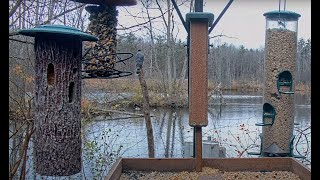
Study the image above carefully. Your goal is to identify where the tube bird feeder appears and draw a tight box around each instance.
[18,25,98,176]
[261,10,300,157]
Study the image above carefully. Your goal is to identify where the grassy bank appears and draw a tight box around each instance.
[81,78,311,110]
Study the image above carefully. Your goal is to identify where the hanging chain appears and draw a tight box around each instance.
[278,0,287,11]
[279,0,281,12]
[278,0,287,28]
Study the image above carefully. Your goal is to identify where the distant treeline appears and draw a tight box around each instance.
[115,33,311,87]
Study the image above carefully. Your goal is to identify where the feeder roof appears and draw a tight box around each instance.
[70,0,137,6]
[186,12,215,27]
[263,10,301,20]
[18,25,98,41]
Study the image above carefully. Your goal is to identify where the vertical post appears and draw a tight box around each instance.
[186,12,214,172]
[138,69,155,158]
[19,25,97,176]
[194,0,203,12]
[192,0,203,165]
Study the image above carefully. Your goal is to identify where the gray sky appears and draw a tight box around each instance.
[117,0,311,49]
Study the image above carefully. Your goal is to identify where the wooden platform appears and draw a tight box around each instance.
[105,157,311,180]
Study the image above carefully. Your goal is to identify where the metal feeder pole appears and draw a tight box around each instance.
[19,25,98,176]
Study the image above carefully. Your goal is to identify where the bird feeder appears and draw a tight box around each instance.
[255,103,276,126]
[186,12,214,127]
[71,0,136,78]
[18,25,98,176]
[260,10,300,157]
[277,70,294,94]
[186,12,214,172]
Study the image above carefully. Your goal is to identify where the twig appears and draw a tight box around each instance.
[91,108,155,117]
[9,38,34,45]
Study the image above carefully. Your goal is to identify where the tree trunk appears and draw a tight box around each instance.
[166,0,172,95]
[138,69,155,158]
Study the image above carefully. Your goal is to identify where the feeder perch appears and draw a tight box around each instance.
[277,70,294,94]
[255,103,276,126]
[18,25,97,176]
[71,0,137,6]
[289,135,306,159]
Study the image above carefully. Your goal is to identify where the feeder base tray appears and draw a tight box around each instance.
[106,158,310,180]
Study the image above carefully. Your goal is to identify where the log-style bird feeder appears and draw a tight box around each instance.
[71,0,136,78]
[186,12,214,171]
[250,10,302,158]
[18,25,98,176]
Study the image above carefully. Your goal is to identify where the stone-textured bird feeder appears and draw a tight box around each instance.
[186,12,214,171]
[250,10,302,158]
[71,0,137,78]
[18,25,98,176]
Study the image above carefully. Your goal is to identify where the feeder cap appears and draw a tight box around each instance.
[263,10,301,20]
[18,24,98,41]
[186,12,214,27]
[70,0,137,6]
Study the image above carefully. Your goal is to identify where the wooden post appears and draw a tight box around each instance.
[138,69,155,158]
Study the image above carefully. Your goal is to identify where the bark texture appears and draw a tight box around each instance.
[138,69,155,158]
[34,35,82,176]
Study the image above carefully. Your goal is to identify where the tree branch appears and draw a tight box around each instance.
[40,4,85,25]
[9,0,23,18]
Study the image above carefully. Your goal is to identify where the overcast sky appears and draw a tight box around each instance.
[117,0,311,49]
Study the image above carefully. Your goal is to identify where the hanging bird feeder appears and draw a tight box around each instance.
[277,70,294,94]
[260,6,301,157]
[18,24,98,176]
[71,0,137,79]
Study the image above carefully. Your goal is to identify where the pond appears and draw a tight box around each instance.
[12,91,310,179]
[81,91,311,179]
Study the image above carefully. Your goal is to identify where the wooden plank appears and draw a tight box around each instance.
[203,158,293,171]
[291,158,311,180]
[122,158,195,172]
[105,158,122,180]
